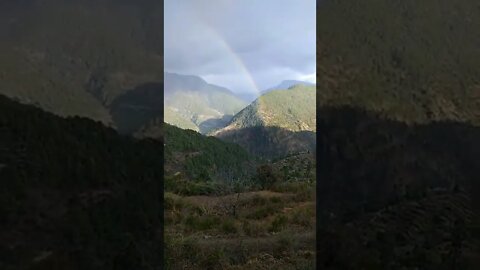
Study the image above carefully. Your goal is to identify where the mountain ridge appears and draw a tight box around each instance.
[262,79,315,94]
[213,84,316,158]
[164,72,247,134]
[0,0,163,125]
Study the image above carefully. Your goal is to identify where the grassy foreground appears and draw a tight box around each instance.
[164,181,315,270]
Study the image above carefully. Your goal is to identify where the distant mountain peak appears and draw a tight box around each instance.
[212,85,316,158]
[262,80,315,94]
[164,72,207,85]
[164,72,247,134]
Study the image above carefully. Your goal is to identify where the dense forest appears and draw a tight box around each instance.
[0,95,163,270]
[316,106,480,269]
[163,123,256,195]
[0,0,163,124]
[216,126,316,159]
[317,0,480,126]
[316,0,480,268]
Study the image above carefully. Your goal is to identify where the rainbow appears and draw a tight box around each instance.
[200,21,261,99]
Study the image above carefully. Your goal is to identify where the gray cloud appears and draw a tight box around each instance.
[165,0,316,98]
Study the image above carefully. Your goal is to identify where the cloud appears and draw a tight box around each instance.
[165,0,316,96]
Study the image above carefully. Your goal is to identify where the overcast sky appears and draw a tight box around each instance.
[164,0,316,98]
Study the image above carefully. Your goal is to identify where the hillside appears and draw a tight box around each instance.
[164,107,199,131]
[316,106,480,269]
[315,0,480,268]
[216,126,315,159]
[109,82,164,134]
[163,123,255,191]
[271,152,316,183]
[164,72,248,134]
[218,84,316,132]
[317,0,480,126]
[262,80,315,95]
[214,84,316,158]
[0,0,163,124]
[0,94,163,269]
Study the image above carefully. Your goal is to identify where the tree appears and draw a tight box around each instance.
[256,164,277,190]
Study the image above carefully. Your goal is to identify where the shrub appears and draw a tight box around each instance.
[198,248,226,270]
[269,215,288,233]
[290,207,315,228]
[184,215,220,231]
[245,205,277,220]
[221,219,238,234]
[256,164,277,189]
[269,196,282,203]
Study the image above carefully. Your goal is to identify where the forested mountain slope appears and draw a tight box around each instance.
[0,94,163,269]
[214,85,316,159]
[217,84,316,133]
[0,0,163,124]
[317,0,480,126]
[316,106,480,269]
[164,72,247,134]
[163,123,254,185]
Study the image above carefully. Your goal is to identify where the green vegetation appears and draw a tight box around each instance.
[316,106,480,269]
[164,107,199,131]
[0,95,162,269]
[317,0,480,126]
[218,84,316,132]
[0,0,163,125]
[315,1,480,267]
[216,126,316,159]
[164,72,247,134]
[164,182,316,270]
[164,123,255,191]
[213,85,316,159]
[256,164,278,189]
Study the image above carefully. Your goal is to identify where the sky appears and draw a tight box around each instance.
[164,0,316,100]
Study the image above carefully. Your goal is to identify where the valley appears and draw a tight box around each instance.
[161,85,317,269]
[1,0,480,269]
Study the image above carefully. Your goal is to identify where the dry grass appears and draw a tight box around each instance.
[164,182,316,269]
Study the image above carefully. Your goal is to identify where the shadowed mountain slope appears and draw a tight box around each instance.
[213,85,316,159]
[0,0,163,124]
[317,0,480,126]
[316,106,480,269]
[0,94,163,269]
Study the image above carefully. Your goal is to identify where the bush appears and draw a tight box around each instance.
[184,215,220,231]
[166,179,226,196]
[221,219,238,234]
[245,205,277,220]
[269,215,288,233]
[256,164,277,189]
[291,207,315,228]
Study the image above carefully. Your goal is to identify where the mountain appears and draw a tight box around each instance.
[317,0,480,126]
[164,72,248,134]
[315,0,480,268]
[316,106,480,269]
[107,82,164,134]
[162,124,255,195]
[0,0,163,125]
[0,94,163,269]
[215,127,315,159]
[218,84,316,133]
[139,121,254,183]
[214,84,316,158]
[262,80,315,95]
